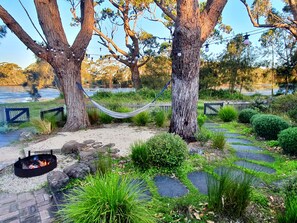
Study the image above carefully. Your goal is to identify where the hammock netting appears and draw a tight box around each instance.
[77,81,171,119]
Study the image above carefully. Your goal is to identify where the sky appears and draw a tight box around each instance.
[0,0,285,69]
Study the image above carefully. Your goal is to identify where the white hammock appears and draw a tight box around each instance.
[90,99,154,119]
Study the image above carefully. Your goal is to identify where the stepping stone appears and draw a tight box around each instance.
[204,123,220,127]
[154,175,188,198]
[187,171,209,195]
[224,133,244,138]
[226,138,253,145]
[214,166,262,187]
[234,160,276,174]
[231,145,263,152]
[208,128,229,132]
[236,151,275,163]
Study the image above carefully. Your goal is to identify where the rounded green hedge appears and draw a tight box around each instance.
[252,114,289,140]
[146,133,188,168]
[278,127,297,156]
[238,108,259,123]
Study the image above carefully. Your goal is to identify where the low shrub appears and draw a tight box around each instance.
[131,141,149,170]
[271,94,297,113]
[87,108,100,125]
[195,127,212,146]
[146,133,188,168]
[133,111,150,126]
[99,112,114,124]
[197,114,207,128]
[288,108,297,124]
[95,153,112,176]
[58,173,155,223]
[30,118,52,134]
[238,108,258,123]
[211,132,226,150]
[218,106,238,122]
[252,114,290,140]
[278,127,297,156]
[153,109,166,127]
[207,169,253,219]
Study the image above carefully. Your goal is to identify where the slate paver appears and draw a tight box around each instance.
[214,166,263,187]
[226,138,253,145]
[224,133,244,138]
[231,144,263,152]
[207,128,229,132]
[236,151,275,163]
[234,160,276,174]
[187,171,209,195]
[154,175,188,198]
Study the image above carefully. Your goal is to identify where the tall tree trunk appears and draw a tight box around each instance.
[169,0,200,141]
[54,61,90,130]
[130,64,141,89]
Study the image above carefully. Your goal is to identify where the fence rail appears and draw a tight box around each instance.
[40,107,64,121]
[5,108,30,124]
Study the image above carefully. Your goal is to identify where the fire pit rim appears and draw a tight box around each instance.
[14,150,57,178]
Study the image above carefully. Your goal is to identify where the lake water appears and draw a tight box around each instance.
[0,86,135,104]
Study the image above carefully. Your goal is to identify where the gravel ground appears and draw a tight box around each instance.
[0,154,76,193]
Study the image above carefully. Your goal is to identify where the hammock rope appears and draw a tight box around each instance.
[76,80,171,119]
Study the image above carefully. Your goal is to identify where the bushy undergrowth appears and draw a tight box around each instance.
[252,114,289,140]
[288,108,297,124]
[195,127,212,146]
[218,106,238,122]
[211,132,226,150]
[199,89,247,100]
[58,173,155,223]
[278,127,297,156]
[278,178,297,223]
[114,107,133,123]
[131,141,149,170]
[152,109,166,127]
[133,111,150,126]
[238,108,258,123]
[87,108,100,125]
[207,169,254,219]
[131,133,188,169]
[271,94,297,114]
[99,112,114,124]
[197,114,207,128]
[29,118,52,134]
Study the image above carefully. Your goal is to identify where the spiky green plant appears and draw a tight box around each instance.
[58,173,155,223]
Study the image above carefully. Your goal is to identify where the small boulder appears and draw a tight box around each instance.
[79,150,98,162]
[92,142,103,149]
[83,139,95,145]
[19,131,35,141]
[47,171,69,191]
[63,162,90,179]
[61,140,84,155]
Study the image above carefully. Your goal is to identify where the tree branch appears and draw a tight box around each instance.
[153,0,176,22]
[0,5,47,60]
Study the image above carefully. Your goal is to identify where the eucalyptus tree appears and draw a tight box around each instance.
[260,29,297,93]
[240,0,297,40]
[0,0,94,131]
[69,0,159,89]
[154,0,228,140]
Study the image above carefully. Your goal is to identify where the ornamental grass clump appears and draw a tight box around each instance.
[195,127,212,146]
[238,108,258,123]
[58,172,155,223]
[153,109,166,127]
[218,106,238,122]
[211,132,226,150]
[251,114,289,140]
[207,169,254,219]
[278,127,297,156]
[131,141,149,170]
[133,111,150,126]
[146,133,188,168]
